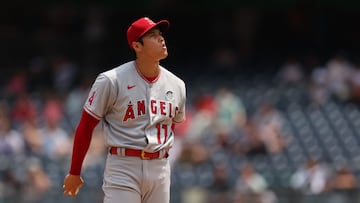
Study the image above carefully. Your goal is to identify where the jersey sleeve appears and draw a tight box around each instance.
[69,110,99,175]
[173,81,186,123]
[84,73,117,119]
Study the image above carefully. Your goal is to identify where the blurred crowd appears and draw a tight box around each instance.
[2,2,360,203]
[171,51,360,203]
[0,50,360,203]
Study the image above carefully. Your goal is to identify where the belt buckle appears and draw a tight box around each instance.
[141,150,150,160]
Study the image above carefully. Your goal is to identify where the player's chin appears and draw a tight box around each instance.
[159,51,168,60]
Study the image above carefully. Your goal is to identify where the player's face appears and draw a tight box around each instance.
[137,28,168,60]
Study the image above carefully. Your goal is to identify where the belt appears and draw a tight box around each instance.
[109,147,168,160]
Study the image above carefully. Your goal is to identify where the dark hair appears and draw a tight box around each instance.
[131,38,144,58]
[137,38,144,45]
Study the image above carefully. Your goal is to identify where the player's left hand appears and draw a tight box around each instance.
[63,174,84,197]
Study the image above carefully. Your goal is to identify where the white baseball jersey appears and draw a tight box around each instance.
[84,61,186,152]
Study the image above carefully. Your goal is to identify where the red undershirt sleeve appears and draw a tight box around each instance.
[69,110,100,175]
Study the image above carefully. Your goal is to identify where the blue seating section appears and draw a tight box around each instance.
[173,77,360,191]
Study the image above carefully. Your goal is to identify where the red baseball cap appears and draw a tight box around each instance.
[127,17,170,49]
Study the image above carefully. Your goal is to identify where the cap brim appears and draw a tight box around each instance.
[139,20,170,39]
[155,20,170,32]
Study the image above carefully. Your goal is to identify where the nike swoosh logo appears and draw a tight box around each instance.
[127,85,136,89]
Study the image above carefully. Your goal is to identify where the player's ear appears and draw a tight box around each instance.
[132,41,142,51]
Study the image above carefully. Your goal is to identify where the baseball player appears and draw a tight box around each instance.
[62,17,186,203]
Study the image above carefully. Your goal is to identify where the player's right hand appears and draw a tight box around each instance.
[63,174,84,197]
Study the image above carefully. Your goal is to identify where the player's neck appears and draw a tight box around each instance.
[135,59,160,78]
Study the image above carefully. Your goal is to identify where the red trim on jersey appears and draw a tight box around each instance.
[84,106,102,120]
[134,61,160,83]
[69,110,100,175]
[144,75,158,83]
